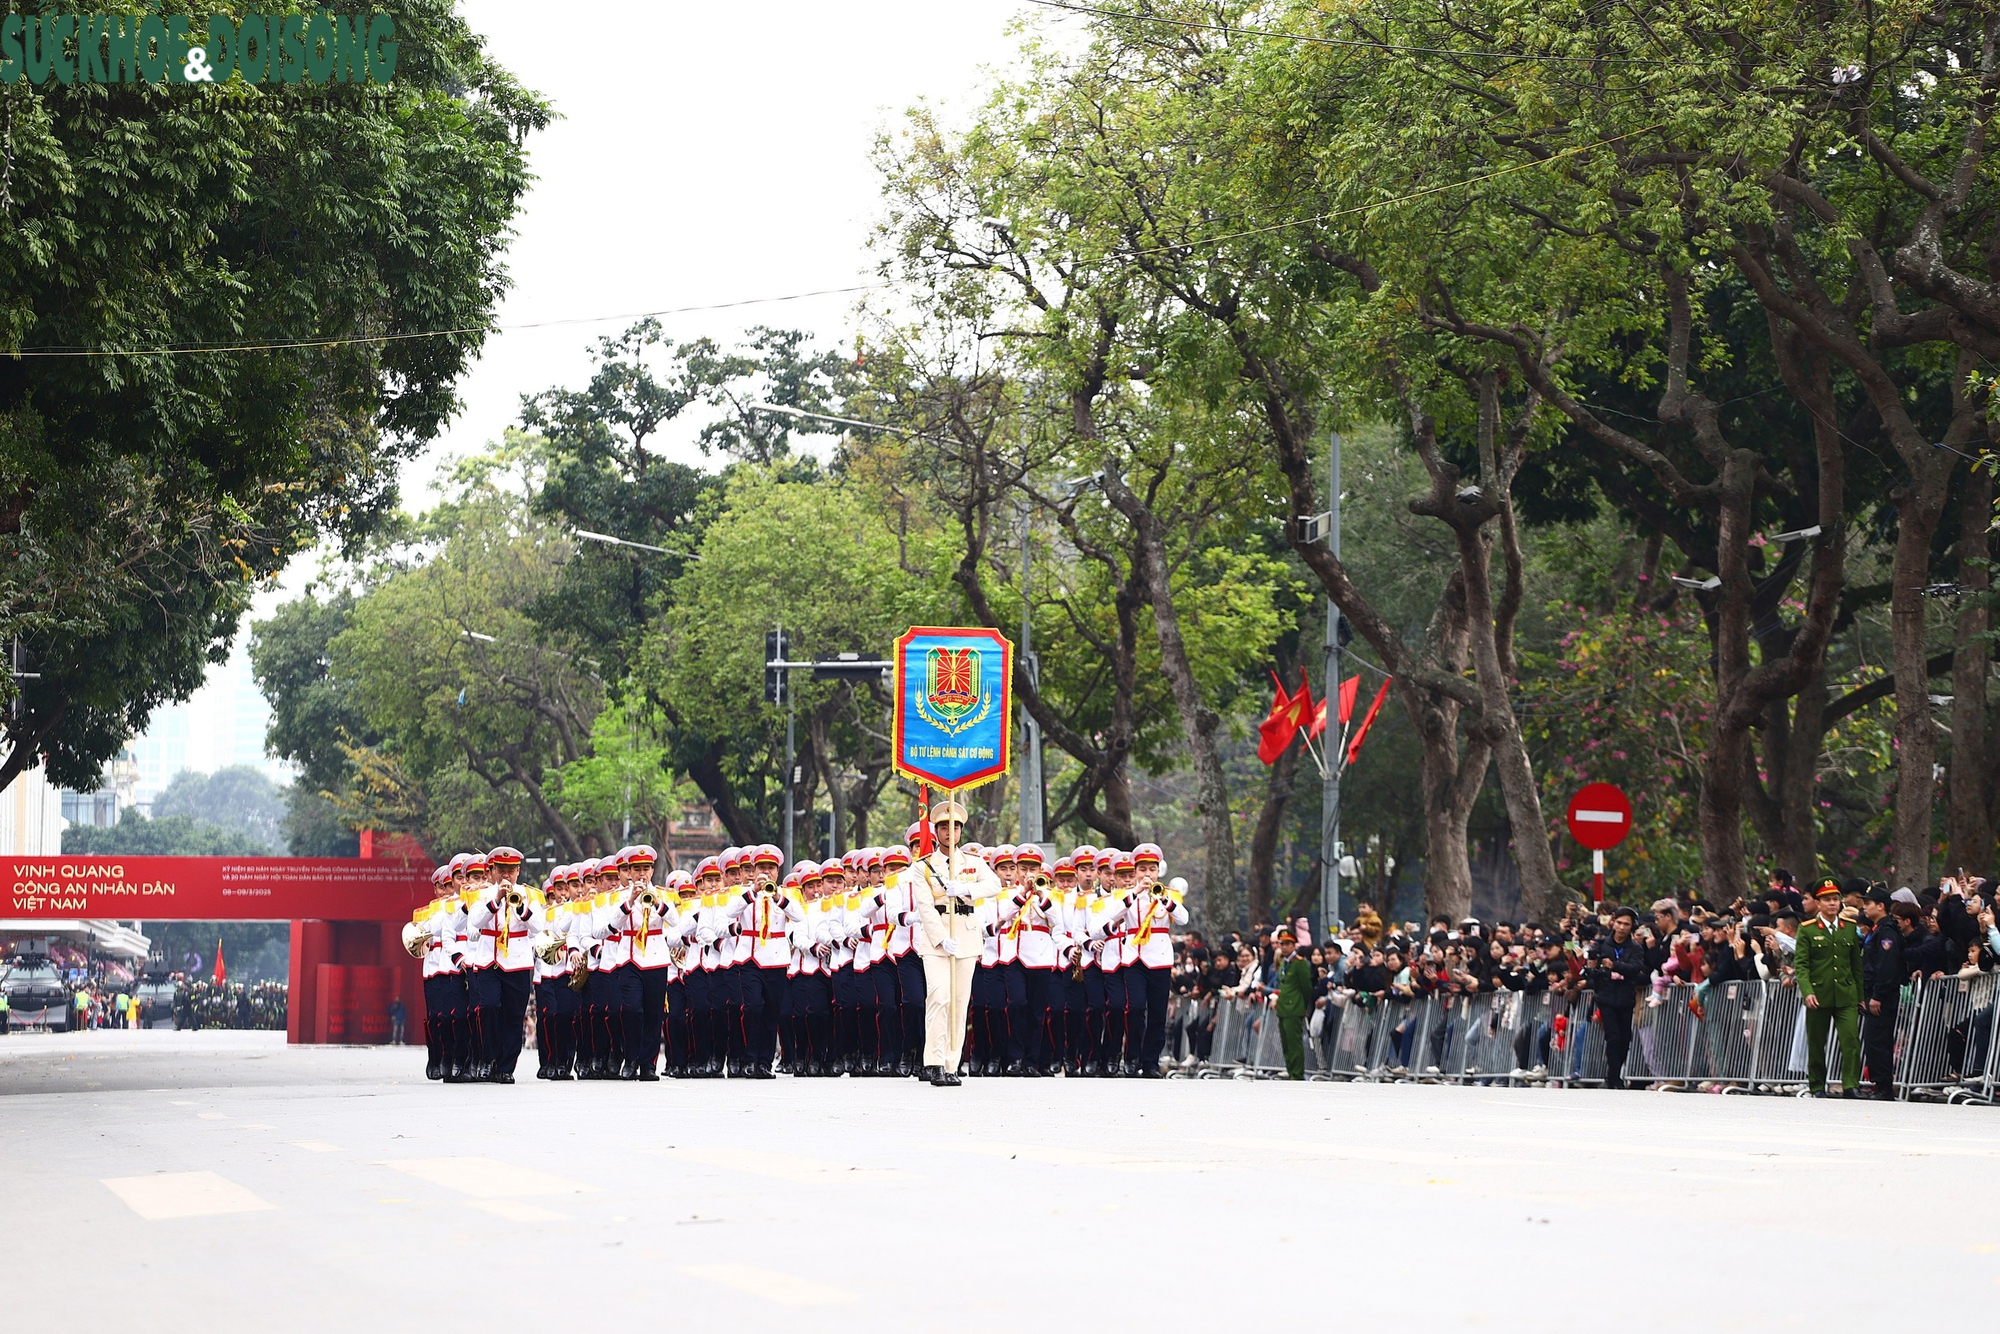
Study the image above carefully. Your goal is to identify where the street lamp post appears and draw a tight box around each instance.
[1320,428,1343,939]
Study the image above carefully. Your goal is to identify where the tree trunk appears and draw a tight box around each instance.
[1418,715,1490,924]
[1093,761,1137,849]
[1452,522,1563,921]
[1102,472,1240,931]
[685,739,763,846]
[1246,731,1303,929]
[1889,460,1955,887]
[1948,463,1994,876]
[1746,662,1829,880]
[1694,447,1769,905]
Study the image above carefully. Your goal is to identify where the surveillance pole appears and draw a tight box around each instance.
[1018,505,1045,846]
[1320,427,1342,939]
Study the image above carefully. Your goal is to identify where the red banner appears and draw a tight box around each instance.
[3,857,436,922]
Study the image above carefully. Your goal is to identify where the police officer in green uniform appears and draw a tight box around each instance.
[1796,878,1864,1096]
[1273,927,1314,1081]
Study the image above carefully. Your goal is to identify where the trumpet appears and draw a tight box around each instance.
[503,884,528,911]
[400,922,431,960]
[1027,872,1054,891]
[636,887,665,911]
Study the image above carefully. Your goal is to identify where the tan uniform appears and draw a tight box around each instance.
[907,848,1001,1072]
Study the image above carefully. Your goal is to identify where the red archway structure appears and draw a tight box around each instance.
[4,850,434,1044]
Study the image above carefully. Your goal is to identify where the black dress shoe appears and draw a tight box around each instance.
[1141,1066,1163,1079]
[931,1069,962,1086]
[896,1061,915,1079]
[639,1070,660,1081]
[618,1068,640,1081]
[488,1071,515,1084]
[920,1064,941,1083]
[551,1070,573,1080]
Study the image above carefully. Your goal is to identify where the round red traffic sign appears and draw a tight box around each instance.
[1565,783,1632,851]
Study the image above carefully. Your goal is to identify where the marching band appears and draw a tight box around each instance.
[402,807,1187,1087]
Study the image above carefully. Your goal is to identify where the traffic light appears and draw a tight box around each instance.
[764,629,789,705]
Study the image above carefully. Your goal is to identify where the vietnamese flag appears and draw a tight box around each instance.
[1256,670,1297,764]
[1344,677,1393,767]
[212,936,227,986]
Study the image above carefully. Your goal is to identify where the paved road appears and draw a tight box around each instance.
[5,1030,1994,1331]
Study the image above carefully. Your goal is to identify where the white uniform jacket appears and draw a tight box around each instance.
[1129,887,1187,968]
[743,888,802,969]
[908,851,1002,959]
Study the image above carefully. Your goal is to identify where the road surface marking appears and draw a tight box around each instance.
[101,1172,276,1220]
[468,1198,566,1222]
[290,1141,341,1153]
[378,1156,591,1199]
[656,1146,916,1184]
[196,1112,227,1120]
[678,1263,858,1306]
[236,1122,275,1130]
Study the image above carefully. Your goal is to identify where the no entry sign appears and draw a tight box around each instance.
[1565,783,1632,851]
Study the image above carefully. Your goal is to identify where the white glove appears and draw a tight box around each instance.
[939,938,964,959]
[694,926,717,945]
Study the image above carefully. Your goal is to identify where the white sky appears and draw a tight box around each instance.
[424,0,1035,487]
[128,0,1043,787]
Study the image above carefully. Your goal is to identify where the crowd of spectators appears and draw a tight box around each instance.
[1167,869,2000,1089]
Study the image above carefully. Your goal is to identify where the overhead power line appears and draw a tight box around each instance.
[3,282,891,359]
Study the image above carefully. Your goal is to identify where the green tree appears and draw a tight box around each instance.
[63,809,270,857]
[1,1,547,796]
[646,469,952,850]
[151,765,287,853]
[327,473,606,859]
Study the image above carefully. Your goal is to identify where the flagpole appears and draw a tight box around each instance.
[1320,425,1342,941]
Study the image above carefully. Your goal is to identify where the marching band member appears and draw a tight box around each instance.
[908,799,1001,1087]
[1106,849,1145,1076]
[683,855,726,1076]
[968,842,1007,1076]
[1050,855,1086,1076]
[839,851,889,1075]
[625,845,674,1081]
[532,865,581,1080]
[440,853,482,1081]
[786,860,836,1074]
[480,846,535,1083]
[413,866,460,1081]
[1128,844,1182,1077]
[742,845,798,1078]
[716,848,755,1075]
[1008,845,1063,1075]
[878,842,923,1077]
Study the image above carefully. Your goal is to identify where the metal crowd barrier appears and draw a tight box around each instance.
[1165,975,2000,1099]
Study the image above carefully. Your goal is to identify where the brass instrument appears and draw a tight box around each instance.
[503,884,528,911]
[636,887,665,911]
[1027,872,1054,892]
[530,930,566,965]
[400,922,431,960]
[567,950,591,992]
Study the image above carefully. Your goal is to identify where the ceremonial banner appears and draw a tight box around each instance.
[892,626,1013,792]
